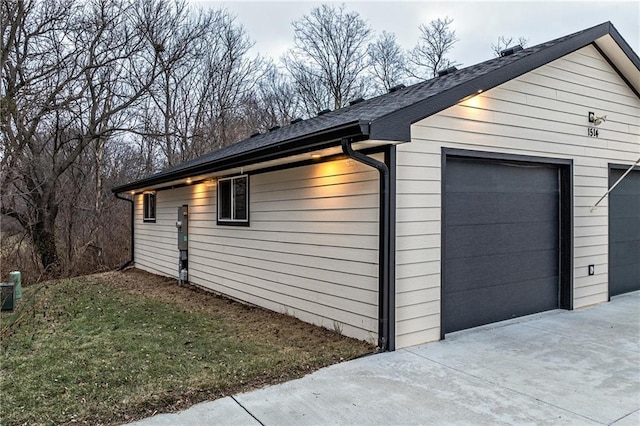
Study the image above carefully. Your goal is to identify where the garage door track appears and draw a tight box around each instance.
[131,291,640,425]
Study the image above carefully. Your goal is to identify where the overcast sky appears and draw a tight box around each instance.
[190,0,639,68]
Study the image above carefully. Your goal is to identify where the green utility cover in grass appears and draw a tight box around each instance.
[9,271,21,300]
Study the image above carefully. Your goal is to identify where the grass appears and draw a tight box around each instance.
[0,269,374,425]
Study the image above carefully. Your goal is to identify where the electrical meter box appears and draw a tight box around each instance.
[176,205,188,250]
[176,205,189,284]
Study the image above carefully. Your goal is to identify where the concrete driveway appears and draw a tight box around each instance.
[130,291,640,425]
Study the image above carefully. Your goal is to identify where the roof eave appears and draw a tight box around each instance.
[594,25,640,96]
[370,21,635,141]
[602,22,640,70]
[112,120,370,194]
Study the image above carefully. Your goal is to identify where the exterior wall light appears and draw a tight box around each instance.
[588,111,607,126]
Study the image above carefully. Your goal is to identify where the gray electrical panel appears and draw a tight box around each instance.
[176,205,188,283]
[177,205,188,250]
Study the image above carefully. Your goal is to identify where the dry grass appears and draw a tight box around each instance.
[1,269,375,425]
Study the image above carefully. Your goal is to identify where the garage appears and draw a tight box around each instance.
[113,21,638,350]
[443,155,570,334]
[609,167,640,296]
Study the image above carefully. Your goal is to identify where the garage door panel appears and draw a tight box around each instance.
[610,176,640,195]
[609,169,640,296]
[446,160,559,193]
[609,219,639,243]
[446,193,559,225]
[609,195,640,218]
[610,241,640,265]
[444,157,561,334]
[446,249,558,293]
[445,276,560,333]
[446,221,558,258]
[611,264,640,295]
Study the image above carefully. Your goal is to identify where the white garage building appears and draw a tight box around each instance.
[114,22,639,350]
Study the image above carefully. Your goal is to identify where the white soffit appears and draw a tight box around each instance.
[595,34,640,94]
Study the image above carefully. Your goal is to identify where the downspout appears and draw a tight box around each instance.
[114,192,134,270]
[341,138,395,352]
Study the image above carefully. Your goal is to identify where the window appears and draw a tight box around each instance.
[143,192,156,222]
[217,175,248,225]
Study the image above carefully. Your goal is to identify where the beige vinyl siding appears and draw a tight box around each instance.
[134,186,194,278]
[134,157,380,343]
[395,45,640,348]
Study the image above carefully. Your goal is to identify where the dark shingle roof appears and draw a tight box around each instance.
[114,21,638,193]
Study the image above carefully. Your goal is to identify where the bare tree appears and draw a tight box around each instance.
[0,0,191,270]
[407,17,459,80]
[242,64,300,132]
[134,0,216,167]
[282,4,372,115]
[491,36,529,57]
[368,31,407,93]
[195,12,263,154]
[139,8,264,166]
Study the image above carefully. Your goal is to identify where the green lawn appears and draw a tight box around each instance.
[0,270,374,425]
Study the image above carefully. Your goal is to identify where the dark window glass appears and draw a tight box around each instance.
[218,175,248,224]
[219,179,232,220]
[143,193,156,221]
[234,177,247,220]
[149,194,155,217]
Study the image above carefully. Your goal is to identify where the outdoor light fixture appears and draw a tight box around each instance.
[186,178,192,184]
[311,154,321,159]
[588,111,607,126]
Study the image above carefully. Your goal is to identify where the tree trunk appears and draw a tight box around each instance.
[95,138,105,215]
[31,184,60,271]
[33,219,59,271]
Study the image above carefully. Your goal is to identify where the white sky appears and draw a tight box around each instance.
[189,0,640,68]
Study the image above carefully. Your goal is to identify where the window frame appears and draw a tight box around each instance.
[217,175,249,226]
[143,192,156,223]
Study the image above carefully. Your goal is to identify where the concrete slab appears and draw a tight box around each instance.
[127,291,640,426]
[127,397,259,426]
[519,292,640,354]
[408,314,640,424]
[610,409,640,426]
[236,350,599,425]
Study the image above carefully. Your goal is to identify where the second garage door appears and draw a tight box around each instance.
[443,157,561,334]
[609,168,640,296]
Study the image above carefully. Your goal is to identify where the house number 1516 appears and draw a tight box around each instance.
[588,127,599,137]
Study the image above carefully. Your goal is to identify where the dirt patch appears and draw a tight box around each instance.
[94,267,376,354]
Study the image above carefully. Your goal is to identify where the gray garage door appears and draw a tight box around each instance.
[444,158,560,334]
[609,168,640,296]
